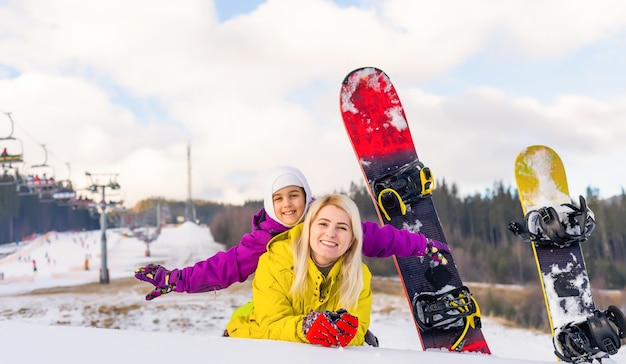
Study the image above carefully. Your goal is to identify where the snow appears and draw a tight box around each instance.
[0,223,623,364]
[542,261,595,327]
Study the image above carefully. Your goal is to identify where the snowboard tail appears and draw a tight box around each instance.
[341,67,490,354]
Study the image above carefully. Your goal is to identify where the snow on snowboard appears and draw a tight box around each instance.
[509,145,626,363]
[340,66,490,354]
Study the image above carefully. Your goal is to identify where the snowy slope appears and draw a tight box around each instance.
[0,224,623,363]
[0,320,549,364]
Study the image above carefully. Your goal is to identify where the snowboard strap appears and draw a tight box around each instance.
[412,285,482,350]
[508,195,595,248]
[451,295,481,351]
[371,160,434,221]
[554,322,604,363]
[377,188,406,221]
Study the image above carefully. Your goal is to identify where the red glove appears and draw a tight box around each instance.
[334,310,358,347]
[302,311,340,347]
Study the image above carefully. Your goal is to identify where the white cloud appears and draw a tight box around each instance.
[1,0,626,207]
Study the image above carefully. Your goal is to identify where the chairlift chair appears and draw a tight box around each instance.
[25,166,57,202]
[0,112,25,165]
[0,140,24,165]
[25,144,59,203]
[53,162,78,205]
[69,193,94,210]
[0,140,25,186]
[53,168,77,205]
[0,163,17,184]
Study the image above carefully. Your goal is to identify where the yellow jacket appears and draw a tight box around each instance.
[226,223,372,346]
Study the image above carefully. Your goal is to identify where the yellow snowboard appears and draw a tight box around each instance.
[513,145,596,337]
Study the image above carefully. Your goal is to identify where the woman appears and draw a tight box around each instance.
[225,194,371,347]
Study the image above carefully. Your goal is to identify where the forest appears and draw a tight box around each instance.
[207,179,626,291]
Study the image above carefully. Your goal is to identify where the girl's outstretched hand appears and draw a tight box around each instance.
[134,263,177,301]
[426,239,449,265]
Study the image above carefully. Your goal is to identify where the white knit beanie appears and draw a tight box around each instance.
[263,166,313,227]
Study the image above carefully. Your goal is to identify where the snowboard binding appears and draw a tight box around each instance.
[371,160,434,221]
[553,306,626,363]
[508,195,596,248]
[412,286,481,351]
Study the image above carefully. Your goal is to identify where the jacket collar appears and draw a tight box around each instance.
[253,208,289,235]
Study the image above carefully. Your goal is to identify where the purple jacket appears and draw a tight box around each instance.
[172,208,440,294]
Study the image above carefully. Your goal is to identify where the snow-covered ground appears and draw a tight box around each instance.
[0,223,623,363]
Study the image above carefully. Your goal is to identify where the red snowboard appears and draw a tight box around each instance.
[341,67,490,354]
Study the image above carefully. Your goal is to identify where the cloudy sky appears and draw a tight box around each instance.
[1,0,626,207]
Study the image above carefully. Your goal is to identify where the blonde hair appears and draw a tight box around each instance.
[290,194,364,311]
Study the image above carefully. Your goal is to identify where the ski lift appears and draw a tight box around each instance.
[0,164,22,187]
[0,112,25,165]
[69,192,94,210]
[0,140,24,165]
[103,188,125,210]
[53,179,77,205]
[1,112,26,189]
[53,163,77,206]
[25,144,58,203]
[82,172,124,226]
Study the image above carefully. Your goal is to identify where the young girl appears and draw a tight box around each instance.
[135,166,449,300]
[225,194,371,347]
